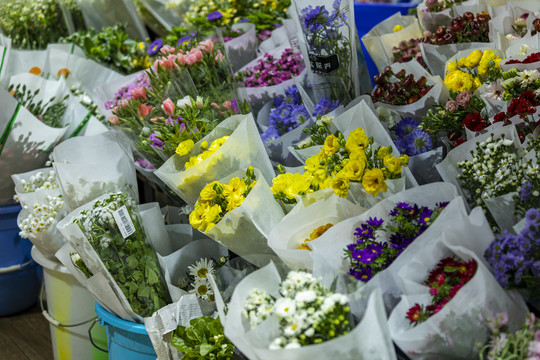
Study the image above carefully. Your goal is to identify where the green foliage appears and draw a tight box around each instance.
[170,317,235,360]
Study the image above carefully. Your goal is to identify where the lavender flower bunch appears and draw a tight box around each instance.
[261,85,309,143]
[393,118,434,156]
[484,208,540,299]
[345,201,448,282]
[298,0,356,103]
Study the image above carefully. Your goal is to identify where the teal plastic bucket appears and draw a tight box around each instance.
[0,204,33,266]
[95,303,157,360]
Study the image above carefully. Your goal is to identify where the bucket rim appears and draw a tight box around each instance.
[31,246,70,274]
[0,204,22,215]
[94,303,148,334]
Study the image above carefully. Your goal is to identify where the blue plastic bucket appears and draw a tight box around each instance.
[95,303,157,360]
[0,204,33,266]
[0,260,42,316]
[355,2,419,81]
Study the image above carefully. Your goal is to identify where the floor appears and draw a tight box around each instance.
[0,303,53,360]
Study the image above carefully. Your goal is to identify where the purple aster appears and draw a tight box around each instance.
[148,39,164,55]
[239,18,250,23]
[207,11,223,21]
[395,117,420,138]
[418,207,434,224]
[354,224,374,239]
[177,36,193,47]
[405,129,433,155]
[366,217,384,227]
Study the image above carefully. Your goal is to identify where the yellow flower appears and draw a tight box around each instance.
[138,42,145,50]
[478,50,497,76]
[377,146,390,159]
[288,173,311,197]
[185,155,204,169]
[200,140,208,150]
[298,223,334,251]
[223,177,248,199]
[341,159,367,181]
[297,243,311,251]
[349,150,367,162]
[362,168,388,197]
[447,60,458,73]
[176,139,194,156]
[393,24,404,32]
[399,154,409,166]
[203,204,223,231]
[383,155,402,175]
[208,136,229,151]
[345,128,368,153]
[331,174,349,198]
[271,173,295,198]
[323,134,340,155]
[464,50,482,69]
[200,181,220,202]
[474,77,482,89]
[458,57,466,67]
[189,203,209,231]
[444,70,475,92]
[225,192,244,212]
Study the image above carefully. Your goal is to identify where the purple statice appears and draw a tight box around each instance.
[395,117,420,138]
[105,73,151,110]
[261,85,309,143]
[148,39,164,56]
[485,208,540,294]
[404,128,433,156]
[313,97,339,117]
[346,202,448,282]
[239,49,305,87]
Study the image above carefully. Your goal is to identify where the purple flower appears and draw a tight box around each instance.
[313,97,339,117]
[395,118,420,138]
[405,129,433,155]
[239,18,250,23]
[149,133,164,149]
[445,100,460,112]
[520,183,533,202]
[207,11,223,21]
[148,39,164,55]
[135,158,155,170]
[179,122,186,133]
[231,99,239,114]
[354,224,374,239]
[366,217,384,227]
[177,36,193,47]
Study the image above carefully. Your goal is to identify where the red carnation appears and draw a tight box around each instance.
[462,113,487,132]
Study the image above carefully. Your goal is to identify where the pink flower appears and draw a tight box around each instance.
[198,39,214,54]
[150,117,160,123]
[176,53,186,65]
[211,102,220,109]
[445,100,459,112]
[179,123,186,133]
[131,87,147,100]
[215,50,224,63]
[429,287,439,296]
[112,106,118,114]
[222,101,232,110]
[162,98,175,116]
[189,48,203,62]
[139,103,153,117]
[456,91,472,106]
[118,99,129,108]
[155,58,175,70]
[108,115,119,125]
[160,45,175,55]
[185,54,198,66]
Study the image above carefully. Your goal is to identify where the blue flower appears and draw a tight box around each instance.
[301,5,328,33]
[284,85,302,105]
[395,117,419,138]
[238,18,250,23]
[366,217,384,227]
[520,182,533,202]
[405,129,433,155]
[261,126,279,144]
[148,39,164,55]
[354,224,374,239]
[394,138,408,154]
[313,97,339,117]
[177,36,193,47]
[207,11,223,21]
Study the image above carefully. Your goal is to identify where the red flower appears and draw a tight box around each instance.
[462,113,486,132]
[506,52,540,64]
[406,303,423,324]
[493,112,507,123]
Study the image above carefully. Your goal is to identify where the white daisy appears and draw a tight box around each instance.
[190,277,214,301]
[188,258,215,279]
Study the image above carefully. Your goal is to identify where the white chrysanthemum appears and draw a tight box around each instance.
[275,298,296,318]
[295,290,317,304]
[188,258,215,279]
[518,70,540,86]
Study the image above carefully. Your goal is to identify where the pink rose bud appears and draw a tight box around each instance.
[215,50,224,63]
[162,98,175,116]
[139,103,153,117]
[211,102,220,109]
[108,115,120,125]
[222,101,232,110]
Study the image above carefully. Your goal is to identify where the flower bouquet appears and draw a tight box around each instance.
[223,23,258,72]
[436,125,538,230]
[11,168,68,257]
[361,13,424,74]
[371,60,449,120]
[52,132,139,210]
[155,114,275,205]
[308,183,460,308]
[387,209,528,359]
[219,262,397,359]
[491,90,540,142]
[268,194,364,271]
[57,192,172,320]
[188,167,284,267]
[444,48,503,93]
[417,0,478,32]
[292,0,359,106]
[236,45,306,113]
[489,3,540,53]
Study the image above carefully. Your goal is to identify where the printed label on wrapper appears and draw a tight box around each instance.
[113,205,136,239]
[309,53,340,74]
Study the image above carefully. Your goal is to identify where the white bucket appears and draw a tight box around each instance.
[31,246,108,360]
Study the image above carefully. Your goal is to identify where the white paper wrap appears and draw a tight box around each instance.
[155,114,275,205]
[361,13,424,73]
[198,168,285,268]
[52,131,139,210]
[225,23,258,73]
[259,20,298,54]
[387,209,529,359]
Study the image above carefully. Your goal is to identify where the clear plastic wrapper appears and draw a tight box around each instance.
[225,23,258,73]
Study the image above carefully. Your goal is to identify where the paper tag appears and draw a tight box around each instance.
[177,294,203,327]
[113,205,136,239]
[309,53,340,74]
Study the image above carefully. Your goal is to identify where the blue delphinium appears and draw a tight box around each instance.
[261,85,309,144]
[313,97,340,117]
[485,208,540,295]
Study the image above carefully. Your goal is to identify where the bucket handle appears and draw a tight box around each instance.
[88,319,108,353]
[0,259,33,274]
[39,281,97,328]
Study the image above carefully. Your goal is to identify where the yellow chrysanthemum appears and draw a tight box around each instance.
[447,60,458,73]
[464,50,482,69]
[176,139,194,156]
[444,70,475,92]
[362,168,388,197]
